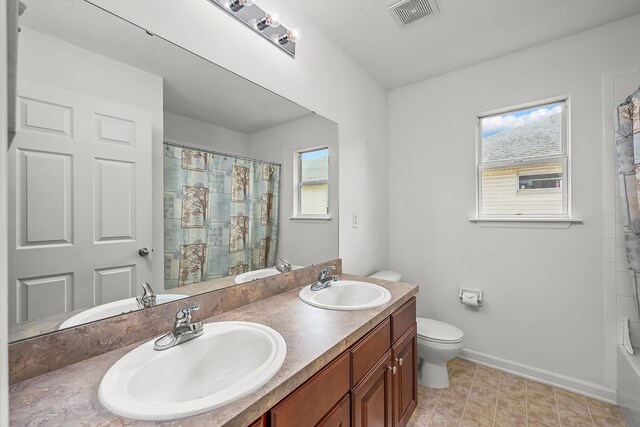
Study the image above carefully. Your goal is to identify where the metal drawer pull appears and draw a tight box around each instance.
[388,365,397,375]
[396,357,403,366]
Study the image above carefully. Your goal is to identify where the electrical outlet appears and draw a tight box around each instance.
[352,212,359,228]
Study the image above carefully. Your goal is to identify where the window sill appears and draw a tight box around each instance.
[469,217,583,229]
[290,216,332,222]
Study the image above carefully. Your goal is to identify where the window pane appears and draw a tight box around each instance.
[481,102,563,163]
[301,148,329,181]
[301,183,328,215]
[481,163,564,215]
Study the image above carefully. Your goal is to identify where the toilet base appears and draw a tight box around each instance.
[419,358,450,389]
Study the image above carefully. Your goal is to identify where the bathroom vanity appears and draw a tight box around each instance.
[9,269,418,426]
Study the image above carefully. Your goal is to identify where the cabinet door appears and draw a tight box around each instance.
[248,414,267,427]
[392,323,417,427]
[352,350,393,427]
[317,394,350,427]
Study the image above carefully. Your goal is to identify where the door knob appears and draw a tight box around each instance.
[396,357,403,366]
[388,365,397,375]
[138,247,150,256]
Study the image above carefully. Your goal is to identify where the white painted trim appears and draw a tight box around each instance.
[1,0,11,424]
[469,217,582,229]
[459,348,617,404]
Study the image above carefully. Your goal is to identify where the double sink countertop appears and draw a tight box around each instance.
[9,275,418,426]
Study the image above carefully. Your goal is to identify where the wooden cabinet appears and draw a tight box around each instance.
[248,414,268,427]
[352,350,394,427]
[318,395,351,427]
[392,324,417,427]
[271,352,350,427]
[266,297,417,427]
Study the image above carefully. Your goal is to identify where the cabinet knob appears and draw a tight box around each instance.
[388,365,397,375]
[396,357,403,366]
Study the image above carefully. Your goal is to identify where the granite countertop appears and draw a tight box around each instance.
[9,275,418,427]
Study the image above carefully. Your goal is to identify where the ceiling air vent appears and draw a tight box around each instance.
[388,0,439,27]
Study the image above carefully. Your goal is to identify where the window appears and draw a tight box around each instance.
[477,99,569,218]
[294,147,329,217]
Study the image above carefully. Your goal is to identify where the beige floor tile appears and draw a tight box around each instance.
[449,367,475,393]
[469,382,499,404]
[461,410,495,427]
[527,400,560,427]
[555,388,589,412]
[497,392,526,413]
[499,381,527,401]
[427,411,460,427]
[417,386,441,410]
[465,395,497,419]
[528,419,555,427]
[558,403,594,426]
[500,372,527,387]
[455,358,478,371]
[590,411,628,427]
[475,365,501,383]
[409,406,433,426]
[494,405,527,427]
[433,388,468,422]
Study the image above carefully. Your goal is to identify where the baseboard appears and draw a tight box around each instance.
[459,348,617,404]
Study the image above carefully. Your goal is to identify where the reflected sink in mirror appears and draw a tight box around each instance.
[99,321,286,421]
[58,295,188,329]
[299,280,392,311]
[234,266,302,284]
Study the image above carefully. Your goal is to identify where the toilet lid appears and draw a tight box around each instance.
[416,318,463,343]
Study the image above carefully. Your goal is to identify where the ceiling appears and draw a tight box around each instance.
[282,0,640,89]
[21,0,311,134]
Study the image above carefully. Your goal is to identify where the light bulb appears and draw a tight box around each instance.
[227,0,254,12]
[273,29,300,45]
[250,13,281,30]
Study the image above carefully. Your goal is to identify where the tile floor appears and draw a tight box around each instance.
[408,358,628,427]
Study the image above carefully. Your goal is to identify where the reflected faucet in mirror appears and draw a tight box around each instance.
[276,258,292,273]
[136,283,157,309]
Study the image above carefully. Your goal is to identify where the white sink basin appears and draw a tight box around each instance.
[59,294,188,329]
[234,266,302,284]
[99,321,286,421]
[299,280,392,311]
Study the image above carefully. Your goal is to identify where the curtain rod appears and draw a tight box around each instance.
[164,141,282,167]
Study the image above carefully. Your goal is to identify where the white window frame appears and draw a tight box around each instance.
[474,96,578,223]
[292,146,330,220]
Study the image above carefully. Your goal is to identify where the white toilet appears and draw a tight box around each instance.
[416,317,464,388]
[369,270,464,389]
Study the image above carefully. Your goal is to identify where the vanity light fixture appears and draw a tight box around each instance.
[206,0,297,57]
[225,0,254,12]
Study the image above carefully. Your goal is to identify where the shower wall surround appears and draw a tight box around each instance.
[164,143,281,288]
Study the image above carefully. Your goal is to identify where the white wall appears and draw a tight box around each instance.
[249,114,339,266]
[388,14,640,395]
[164,111,250,155]
[88,0,389,276]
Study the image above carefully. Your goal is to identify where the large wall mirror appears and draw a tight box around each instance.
[9,0,339,342]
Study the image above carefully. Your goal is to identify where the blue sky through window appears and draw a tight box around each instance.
[301,148,328,160]
[481,102,563,138]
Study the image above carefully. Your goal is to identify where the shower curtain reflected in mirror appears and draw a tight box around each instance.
[615,87,640,316]
[163,143,280,288]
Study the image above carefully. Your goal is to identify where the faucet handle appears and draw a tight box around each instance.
[176,305,200,323]
[319,266,337,278]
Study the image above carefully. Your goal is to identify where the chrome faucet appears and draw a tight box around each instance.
[276,257,292,273]
[310,266,338,291]
[153,305,204,351]
[136,283,156,309]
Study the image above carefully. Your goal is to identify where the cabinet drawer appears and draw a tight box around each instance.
[317,394,350,427]
[271,351,350,427]
[351,317,391,386]
[391,298,416,344]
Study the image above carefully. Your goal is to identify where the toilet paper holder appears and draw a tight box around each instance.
[459,287,483,306]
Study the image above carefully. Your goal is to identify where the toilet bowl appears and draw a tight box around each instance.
[416,317,464,388]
